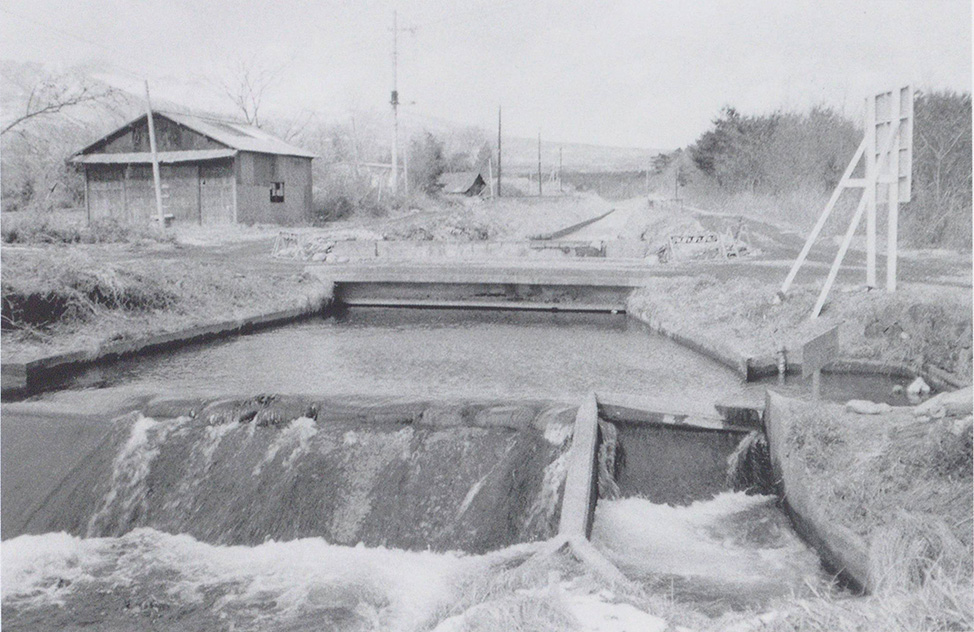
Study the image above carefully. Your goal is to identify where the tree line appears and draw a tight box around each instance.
[657,91,972,249]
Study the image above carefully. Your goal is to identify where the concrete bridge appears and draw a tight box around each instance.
[306,260,670,312]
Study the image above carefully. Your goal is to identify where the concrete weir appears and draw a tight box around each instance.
[550,391,764,581]
[306,261,660,312]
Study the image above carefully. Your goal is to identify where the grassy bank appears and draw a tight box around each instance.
[629,276,973,382]
[1,212,177,246]
[771,398,973,631]
[1,245,314,362]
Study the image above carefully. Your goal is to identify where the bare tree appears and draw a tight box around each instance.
[218,58,285,128]
[1,79,115,136]
[268,109,318,143]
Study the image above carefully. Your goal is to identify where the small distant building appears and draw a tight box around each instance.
[437,170,487,196]
[70,111,316,225]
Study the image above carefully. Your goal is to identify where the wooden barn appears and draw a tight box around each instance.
[437,170,488,196]
[70,111,316,225]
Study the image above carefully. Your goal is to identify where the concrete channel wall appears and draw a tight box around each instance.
[559,392,600,539]
[627,300,964,391]
[557,391,763,539]
[1,286,333,399]
[764,391,871,593]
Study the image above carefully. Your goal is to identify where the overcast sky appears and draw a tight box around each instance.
[1,0,970,148]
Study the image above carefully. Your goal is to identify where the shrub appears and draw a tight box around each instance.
[681,94,972,251]
[312,194,356,224]
[1,214,173,245]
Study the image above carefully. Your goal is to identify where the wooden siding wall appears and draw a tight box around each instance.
[96,117,224,153]
[235,152,313,225]
[200,162,235,224]
[85,159,235,225]
[88,165,124,221]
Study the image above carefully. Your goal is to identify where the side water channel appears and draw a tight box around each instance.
[3,307,847,630]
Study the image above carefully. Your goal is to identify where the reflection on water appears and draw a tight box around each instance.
[755,371,921,406]
[38,308,907,408]
[57,308,756,406]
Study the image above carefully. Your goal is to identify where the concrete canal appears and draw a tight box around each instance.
[3,306,848,630]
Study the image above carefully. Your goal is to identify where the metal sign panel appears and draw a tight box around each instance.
[667,232,725,261]
[869,86,913,203]
[802,325,839,378]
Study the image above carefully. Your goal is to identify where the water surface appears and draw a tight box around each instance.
[57,308,756,406]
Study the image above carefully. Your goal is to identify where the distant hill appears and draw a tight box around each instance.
[2,58,665,172]
[395,110,665,174]
[497,135,665,174]
[1,58,667,212]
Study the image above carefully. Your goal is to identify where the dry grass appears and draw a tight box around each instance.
[1,247,313,361]
[689,187,856,236]
[628,276,973,380]
[1,213,175,246]
[767,401,974,632]
[789,405,972,549]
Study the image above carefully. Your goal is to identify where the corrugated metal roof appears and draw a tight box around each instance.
[73,111,316,159]
[71,149,237,164]
[160,111,317,158]
[438,171,484,194]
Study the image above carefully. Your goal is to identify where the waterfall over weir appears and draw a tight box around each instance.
[14,396,577,553]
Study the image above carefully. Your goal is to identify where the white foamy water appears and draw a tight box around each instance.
[1,528,667,632]
[1,528,478,631]
[86,414,187,537]
[253,416,319,475]
[592,492,831,609]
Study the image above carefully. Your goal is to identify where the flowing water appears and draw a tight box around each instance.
[591,493,834,615]
[2,308,850,630]
[46,308,759,405]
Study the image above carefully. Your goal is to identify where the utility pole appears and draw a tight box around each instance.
[144,81,164,229]
[350,115,361,177]
[537,130,542,197]
[389,10,400,197]
[403,138,410,197]
[558,146,563,192]
[488,157,495,198]
[497,106,502,197]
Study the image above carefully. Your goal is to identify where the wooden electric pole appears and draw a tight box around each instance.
[389,10,400,197]
[497,106,502,197]
[144,81,164,229]
[537,130,542,197]
[559,146,563,191]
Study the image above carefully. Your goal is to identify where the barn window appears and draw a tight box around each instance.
[270,182,284,203]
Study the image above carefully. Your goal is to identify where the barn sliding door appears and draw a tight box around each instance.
[88,166,125,221]
[160,165,200,223]
[200,161,234,224]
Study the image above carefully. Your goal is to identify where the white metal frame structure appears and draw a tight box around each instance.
[781,86,913,318]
